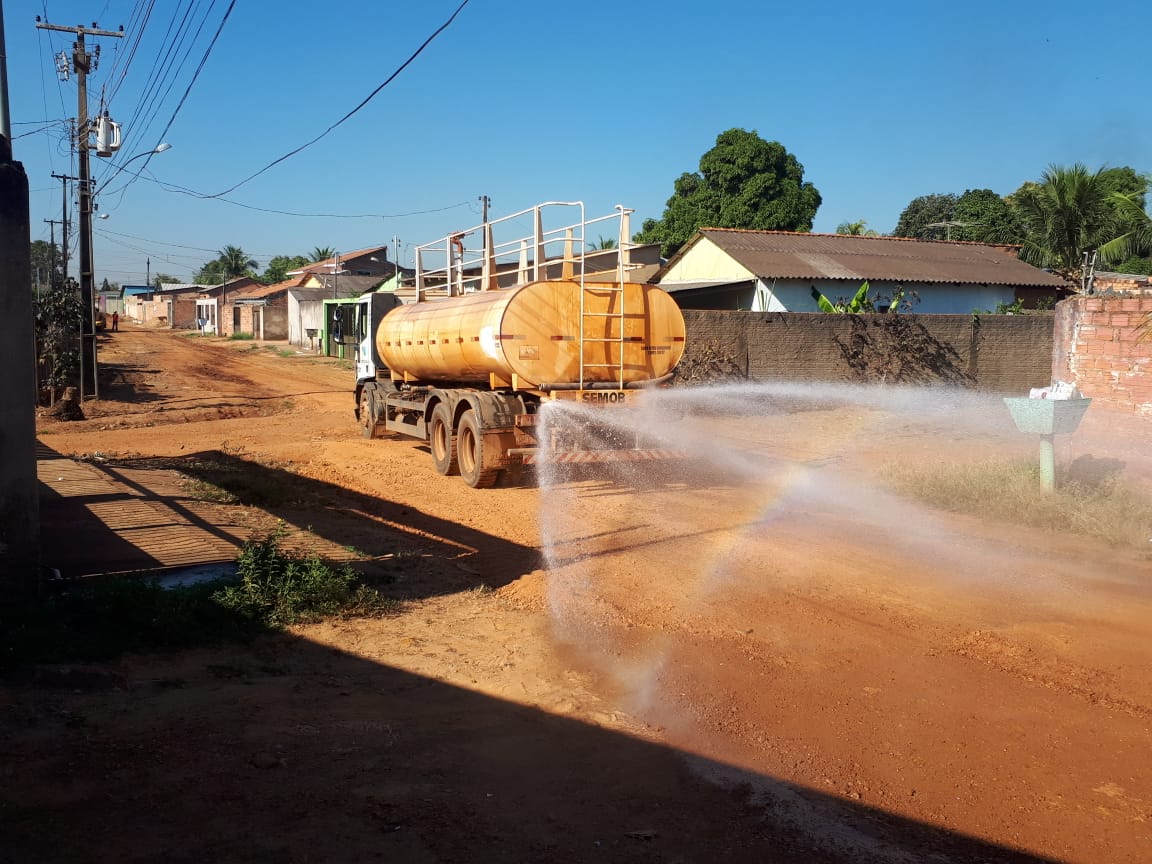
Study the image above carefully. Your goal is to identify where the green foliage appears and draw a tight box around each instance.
[588,235,617,250]
[30,240,65,290]
[34,280,82,396]
[893,193,959,239]
[1009,164,1150,279]
[152,273,180,287]
[634,128,822,257]
[195,245,258,285]
[214,527,395,627]
[1098,192,1152,266]
[953,189,1026,244]
[228,332,254,341]
[835,219,879,236]
[262,254,311,285]
[310,247,336,262]
[811,281,910,313]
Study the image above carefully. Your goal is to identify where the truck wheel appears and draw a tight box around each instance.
[457,410,499,488]
[430,403,459,476]
[359,388,378,439]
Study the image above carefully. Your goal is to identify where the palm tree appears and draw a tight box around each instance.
[587,235,617,250]
[1013,164,1116,279]
[311,246,336,263]
[1099,192,1152,266]
[835,219,879,236]
[218,245,258,283]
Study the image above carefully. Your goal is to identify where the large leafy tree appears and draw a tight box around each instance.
[634,128,822,257]
[892,193,959,239]
[30,240,65,291]
[952,189,1026,244]
[1011,164,1122,277]
[262,254,311,285]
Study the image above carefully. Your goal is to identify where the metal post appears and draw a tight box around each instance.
[1039,435,1056,492]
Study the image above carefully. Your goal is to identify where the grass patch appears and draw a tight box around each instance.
[229,332,254,341]
[885,457,1152,548]
[0,528,399,670]
[216,527,396,626]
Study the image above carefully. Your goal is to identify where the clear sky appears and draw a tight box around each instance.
[8,0,1151,285]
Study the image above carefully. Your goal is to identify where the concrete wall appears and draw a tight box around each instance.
[680,311,1054,392]
[1053,280,1152,416]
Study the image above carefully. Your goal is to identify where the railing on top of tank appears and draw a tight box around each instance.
[405,202,640,300]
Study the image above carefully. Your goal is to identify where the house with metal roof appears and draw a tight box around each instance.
[654,229,1072,313]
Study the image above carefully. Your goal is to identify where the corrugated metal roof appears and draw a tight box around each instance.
[693,229,1069,287]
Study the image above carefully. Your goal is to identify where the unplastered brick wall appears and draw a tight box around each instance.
[1053,280,1152,416]
[680,311,1054,392]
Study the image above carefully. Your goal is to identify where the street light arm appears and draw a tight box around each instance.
[93,143,172,197]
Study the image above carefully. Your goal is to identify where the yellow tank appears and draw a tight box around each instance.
[377,280,685,388]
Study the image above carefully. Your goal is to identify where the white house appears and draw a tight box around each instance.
[655,229,1071,313]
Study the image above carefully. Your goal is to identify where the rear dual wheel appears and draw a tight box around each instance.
[456,410,500,489]
[430,403,458,476]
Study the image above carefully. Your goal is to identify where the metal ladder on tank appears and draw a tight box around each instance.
[578,206,632,390]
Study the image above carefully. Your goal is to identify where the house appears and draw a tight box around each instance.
[125,283,205,328]
[192,277,262,335]
[287,246,397,281]
[654,229,1071,313]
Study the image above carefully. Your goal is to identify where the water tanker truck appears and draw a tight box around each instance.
[349,202,686,487]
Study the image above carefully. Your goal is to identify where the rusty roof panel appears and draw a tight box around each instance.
[698,229,1069,287]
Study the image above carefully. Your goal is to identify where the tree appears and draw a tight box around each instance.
[34,280,82,402]
[588,236,617,250]
[892,193,959,239]
[194,260,225,285]
[952,189,1026,244]
[1011,164,1120,278]
[634,128,822,257]
[152,273,180,287]
[835,219,878,236]
[310,247,335,262]
[218,245,258,282]
[30,240,65,292]
[262,254,311,285]
[1099,191,1152,269]
[195,246,258,285]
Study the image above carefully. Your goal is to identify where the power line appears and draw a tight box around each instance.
[204,0,472,199]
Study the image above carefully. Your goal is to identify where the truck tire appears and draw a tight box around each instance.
[430,403,459,476]
[457,409,499,489]
[359,387,379,439]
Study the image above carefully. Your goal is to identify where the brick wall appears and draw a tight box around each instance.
[1053,279,1152,416]
[680,311,1054,392]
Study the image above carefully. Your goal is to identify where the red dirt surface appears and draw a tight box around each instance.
[4,323,1151,863]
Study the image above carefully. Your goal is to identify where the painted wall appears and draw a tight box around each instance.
[680,311,1054,392]
[1053,281,1152,416]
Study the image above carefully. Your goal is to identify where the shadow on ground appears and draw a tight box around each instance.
[37,442,537,597]
[0,633,1056,864]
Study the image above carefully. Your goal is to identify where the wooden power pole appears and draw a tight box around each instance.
[36,20,123,400]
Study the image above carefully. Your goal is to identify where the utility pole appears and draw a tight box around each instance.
[50,173,75,279]
[1,0,42,579]
[479,194,490,223]
[37,20,123,400]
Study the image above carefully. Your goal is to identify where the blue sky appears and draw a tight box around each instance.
[8,0,1151,284]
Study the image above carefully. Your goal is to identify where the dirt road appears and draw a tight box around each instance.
[5,324,1151,863]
